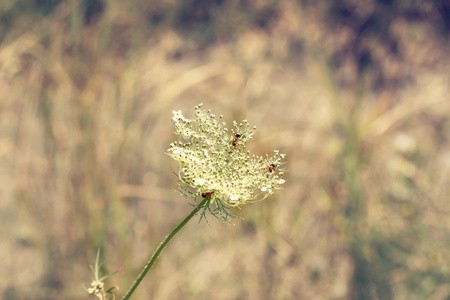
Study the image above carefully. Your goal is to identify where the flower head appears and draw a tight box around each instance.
[168,104,286,217]
[87,280,105,298]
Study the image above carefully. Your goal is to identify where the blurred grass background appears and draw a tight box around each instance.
[1,0,450,299]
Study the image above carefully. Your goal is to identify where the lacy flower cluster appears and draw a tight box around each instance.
[168,104,286,208]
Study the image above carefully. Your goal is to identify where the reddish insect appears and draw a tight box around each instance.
[202,192,214,198]
[232,133,242,146]
[268,163,277,173]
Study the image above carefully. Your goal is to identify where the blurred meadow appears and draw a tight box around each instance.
[1,0,450,299]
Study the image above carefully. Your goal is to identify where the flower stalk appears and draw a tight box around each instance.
[121,196,209,300]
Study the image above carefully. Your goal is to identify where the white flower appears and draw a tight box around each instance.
[195,178,206,186]
[172,110,183,122]
[230,195,239,201]
[168,104,286,209]
[87,280,104,298]
[170,148,180,155]
[189,155,199,162]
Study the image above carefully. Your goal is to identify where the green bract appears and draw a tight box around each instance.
[168,104,286,211]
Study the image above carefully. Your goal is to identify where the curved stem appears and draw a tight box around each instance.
[121,197,209,300]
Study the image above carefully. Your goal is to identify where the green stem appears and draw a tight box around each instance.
[121,197,209,300]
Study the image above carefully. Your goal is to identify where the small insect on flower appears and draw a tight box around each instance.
[268,163,277,173]
[202,191,214,198]
[232,133,242,146]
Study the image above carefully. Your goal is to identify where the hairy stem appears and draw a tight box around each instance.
[121,197,209,300]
